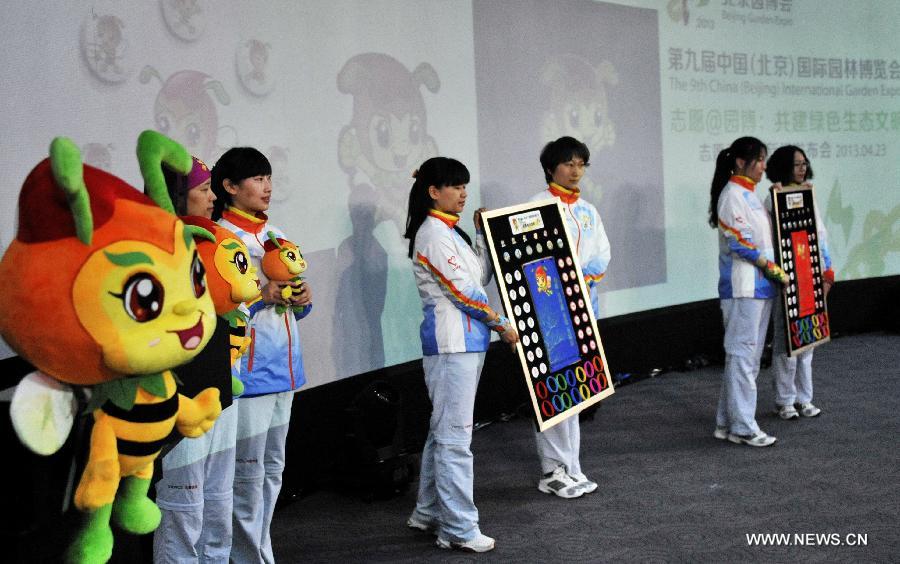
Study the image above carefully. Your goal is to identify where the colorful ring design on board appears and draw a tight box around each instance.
[541,400,555,417]
[575,366,587,383]
[570,387,582,405]
[593,364,608,388]
[552,394,566,412]
[566,369,577,387]
[535,380,548,399]
[546,375,559,393]
[579,383,592,401]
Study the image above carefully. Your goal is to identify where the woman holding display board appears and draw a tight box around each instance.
[403,156,517,553]
[764,145,834,421]
[708,137,788,448]
[528,136,611,497]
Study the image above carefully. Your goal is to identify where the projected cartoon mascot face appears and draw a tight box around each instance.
[541,53,618,197]
[246,39,270,82]
[139,67,230,160]
[337,53,440,228]
[0,131,222,564]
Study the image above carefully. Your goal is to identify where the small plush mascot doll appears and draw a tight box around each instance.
[0,130,222,563]
[180,215,261,396]
[260,231,308,315]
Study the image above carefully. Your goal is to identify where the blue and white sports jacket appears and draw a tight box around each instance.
[716,176,777,299]
[531,183,611,315]
[219,207,311,396]
[413,210,494,356]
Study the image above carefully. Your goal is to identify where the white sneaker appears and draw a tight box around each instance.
[406,513,436,534]
[537,466,584,499]
[796,403,821,417]
[569,472,598,494]
[436,533,495,553]
[775,404,800,420]
[728,431,777,447]
[713,426,729,440]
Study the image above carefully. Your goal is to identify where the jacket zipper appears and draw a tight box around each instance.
[567,203,582,253]
[284,313,295,388]
[247,327,255,372]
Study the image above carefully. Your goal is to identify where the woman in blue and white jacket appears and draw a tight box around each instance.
[708,137,788,448]
[212,147,312,562]
[403,157,518,554]
[764,145,835,420]
[528,136,610,499]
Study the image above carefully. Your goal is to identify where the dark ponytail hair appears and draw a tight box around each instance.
[403,157,471,259]
[766,145,813,186]
[708,136,767,228]
[210,147,272,220]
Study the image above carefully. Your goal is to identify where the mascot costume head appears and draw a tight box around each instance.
[181,214,259,394]
[0,131,223,563]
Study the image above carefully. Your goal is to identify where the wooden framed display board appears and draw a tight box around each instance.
[481,199,614,431]
[771,184,831,357]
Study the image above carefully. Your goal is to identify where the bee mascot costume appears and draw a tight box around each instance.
[180,215,260,392]
[0,131,222,563]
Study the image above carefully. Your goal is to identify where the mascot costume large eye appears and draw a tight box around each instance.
[260,231,309,315]
[180,214,261,395]
[0,131,222,563]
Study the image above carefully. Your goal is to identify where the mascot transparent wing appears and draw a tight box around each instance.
[10,370,78,456]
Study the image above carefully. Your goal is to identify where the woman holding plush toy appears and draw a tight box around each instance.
[213,147,313,563]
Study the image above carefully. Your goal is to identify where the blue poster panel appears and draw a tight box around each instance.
[482,199,614,431]
[522,258,581,372]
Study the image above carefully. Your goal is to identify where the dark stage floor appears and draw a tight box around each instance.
[270,333,900,563]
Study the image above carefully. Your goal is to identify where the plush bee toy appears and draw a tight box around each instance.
[0,131,222,563]
[260,231,308,315]
[181,215,260,395]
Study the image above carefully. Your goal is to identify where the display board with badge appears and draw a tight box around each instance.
[481,199,614,431]
[771,185,831,356]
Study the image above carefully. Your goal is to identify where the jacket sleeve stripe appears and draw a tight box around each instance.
[718,219,758,251]
[416,252,491,315]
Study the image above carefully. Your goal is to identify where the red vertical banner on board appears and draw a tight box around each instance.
[791,230,815,317]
